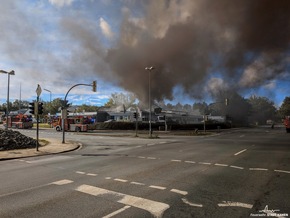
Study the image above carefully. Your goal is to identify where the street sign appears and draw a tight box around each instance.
[36,84,42,97]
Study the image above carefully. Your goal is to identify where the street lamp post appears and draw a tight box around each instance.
[145,66,154,138]
[44,88,52,127]
[0,70,15,130]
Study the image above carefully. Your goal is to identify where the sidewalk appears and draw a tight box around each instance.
[0,138,80,161]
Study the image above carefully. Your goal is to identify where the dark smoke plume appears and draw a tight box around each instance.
[62,0,290,103]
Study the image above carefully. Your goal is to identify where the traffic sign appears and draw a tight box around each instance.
[36,84,42,97]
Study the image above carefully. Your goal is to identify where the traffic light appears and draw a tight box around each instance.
[92,80,97,92]
[28,102,38,115]
[133,112,137,119]
[38,102,44,115]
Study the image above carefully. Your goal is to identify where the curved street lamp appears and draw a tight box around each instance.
[0,70,15,130]
[145,66,155,138]
[44,88,52,127]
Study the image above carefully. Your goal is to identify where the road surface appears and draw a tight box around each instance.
[0,127,289,217]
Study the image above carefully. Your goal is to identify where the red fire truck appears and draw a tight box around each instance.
[3,114,33,129]
[284,116,290,133]
[52,116,89,132]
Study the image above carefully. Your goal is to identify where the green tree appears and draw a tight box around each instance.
[278,97,290,118]
[192,102,209,115]
[212,91,251,126]
[76,104,99,112]
[248,95,277,124]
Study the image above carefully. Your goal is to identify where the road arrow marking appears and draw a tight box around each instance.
[76,184,169,218]
[103,206,131,218]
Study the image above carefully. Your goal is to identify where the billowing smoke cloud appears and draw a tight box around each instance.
[60,0,290,103]
[2,0,289,104]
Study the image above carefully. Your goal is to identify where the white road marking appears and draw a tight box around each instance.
[230,165,244,170]
[171,160,182,162]
[103,206,131,218]
[114,178,128,183]
[182,198,203,207]
[76,171,86,174]
[214,163,228,167]
[147,157,157,160]
[51,179,73,185]
[170,189,188,195]
[147,143,155,146]
[218,201,253,209]
[185,161,196,164]
[138,156,146,159]
[105,177,112,180]
[249,168,268,171]
[76,185,170,218]
[25,155,73,163]
[234,149,247,156]
[274,169,290,174]
[239,135,245,138]
[87,173,97,176]
[149,185,166,190]
[158,142,166,144]
[130,182,145,186]
[198,162,212,165]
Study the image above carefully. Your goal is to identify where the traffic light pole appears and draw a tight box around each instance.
[36,97,39,151]
[62,82,96,144]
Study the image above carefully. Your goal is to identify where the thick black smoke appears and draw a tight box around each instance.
[62,0,290,103]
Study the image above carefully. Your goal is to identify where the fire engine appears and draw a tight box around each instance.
[52,116,89,132]
[3,114,33,129]
[284,116,290,133]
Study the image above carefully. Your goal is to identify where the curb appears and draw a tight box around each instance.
[0,142,81,161]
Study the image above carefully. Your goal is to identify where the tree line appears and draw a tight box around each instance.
[1,94,290,126]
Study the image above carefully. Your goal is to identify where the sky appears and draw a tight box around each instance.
[1,0,290,109]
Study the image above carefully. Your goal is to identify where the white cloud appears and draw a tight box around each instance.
[99,17,114,39]
[263,81,276,90]
[48,0,74,8]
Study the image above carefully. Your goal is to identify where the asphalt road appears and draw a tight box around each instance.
[0,127,289,217]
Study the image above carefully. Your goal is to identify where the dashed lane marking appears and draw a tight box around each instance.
[130,181,145,186]
[76,171,86,174]
[249,168,268,171]
[171,159,182,162]
[198,162,212,165]
[182,198,203,207]
[149,185,166,190]
[234,149,247,156]
[230,165,244,170]
[215,163,228,167]
[76,184,170,218]
[274,169,290,174]
[185,161,196,164]
[51,179,74,185]
[114,178,128,183]
[86,173,97,176]
[218,201,253,209]
[170,189,188,196]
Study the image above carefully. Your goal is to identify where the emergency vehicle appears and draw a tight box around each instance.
[52,116,89,132]
[3,114,33,129]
